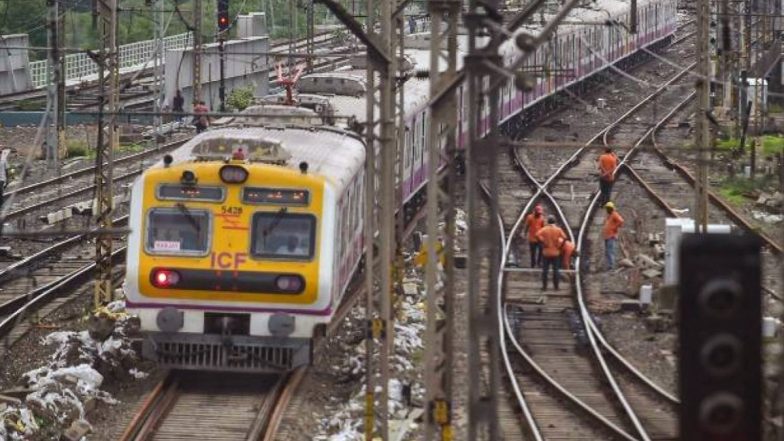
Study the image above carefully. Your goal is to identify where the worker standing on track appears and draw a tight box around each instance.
[536,216,567,291]
[193,101,209,134]
[523,204,545,268]
[172,89,185,122]
[602,201,625,270]
[597,147,618,206]
[561,238,577,270]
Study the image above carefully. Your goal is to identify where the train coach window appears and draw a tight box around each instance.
[146,208,211,255]
[251,212,316,260]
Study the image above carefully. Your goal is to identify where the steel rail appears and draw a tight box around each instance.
[0,214,130,286]
[0,243,127,338]
[259,367,307,441]
[476,182,544,441]
[637,92,783,303]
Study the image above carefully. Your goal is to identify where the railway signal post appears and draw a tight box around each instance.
[93,0,119,307]
[218,0,229,112]
[424,0,460,438]
[193,0,203,102]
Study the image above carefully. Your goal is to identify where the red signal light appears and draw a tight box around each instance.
[151,269,181,288]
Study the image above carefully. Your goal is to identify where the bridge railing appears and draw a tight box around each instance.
[29,32,192,89]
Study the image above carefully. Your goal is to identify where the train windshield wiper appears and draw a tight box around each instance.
[262,207,288,238]
[176,203,201,233]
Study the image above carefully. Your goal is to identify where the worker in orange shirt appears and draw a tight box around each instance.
[536,216,567,290]
[523,204,545,268]
[602,201,624,270]
[597,147,618,206]
[561,238,577,270]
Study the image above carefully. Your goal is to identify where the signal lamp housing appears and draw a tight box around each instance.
[151,268,181,288]
[220,165,248,183]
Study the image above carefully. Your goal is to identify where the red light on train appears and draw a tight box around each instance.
[152,269,181,288]
[275,275,303,293]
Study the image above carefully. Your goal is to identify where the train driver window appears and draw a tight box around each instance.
[251,212,316,260]
[146,208,210,254]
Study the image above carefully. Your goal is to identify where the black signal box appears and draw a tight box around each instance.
[679,233,761,441]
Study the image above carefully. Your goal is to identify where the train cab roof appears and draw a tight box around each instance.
[161,127,365,192]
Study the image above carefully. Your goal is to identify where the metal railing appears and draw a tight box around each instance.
[29,32,192,88]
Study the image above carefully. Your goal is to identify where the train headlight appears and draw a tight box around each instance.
[275,275,304,293]
[220,165,248,183]
[151,268,181,288]
[181,170,197,185]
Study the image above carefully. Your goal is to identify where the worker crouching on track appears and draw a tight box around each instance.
[536,216,567,291]
[561,238,578,270]
[602,201,624,270]
[523,204,545,268]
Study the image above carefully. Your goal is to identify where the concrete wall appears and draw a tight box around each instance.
[0,34,33,94]
[237,13,267,40]
[164,35,270,112]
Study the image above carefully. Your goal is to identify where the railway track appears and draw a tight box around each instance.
[497,28,712,440]
[117,370,299,441]
[497,64,693,441]
[498,23,778,439]
[2,137,189,230]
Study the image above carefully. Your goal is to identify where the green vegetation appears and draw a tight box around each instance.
[226,85,255,111]
[718,176,771,205]
[761,135,784,156]
[715,137,744,151]
[65,139,91,158]
[120,142,146,153]
[713,135,783,155]
[768,103,784,114]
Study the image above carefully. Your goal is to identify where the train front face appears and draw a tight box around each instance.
[125,159,335,372]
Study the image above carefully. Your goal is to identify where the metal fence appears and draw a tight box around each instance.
[29,32,192,89]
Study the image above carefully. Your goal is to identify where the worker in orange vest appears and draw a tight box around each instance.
[597,147,618,206]
[602,201,625,270]
[561,238,577,270]
[536,216,567,290]
[523,204,545,268]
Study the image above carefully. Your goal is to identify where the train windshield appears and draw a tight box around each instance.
[146,207,210,254]
[251,211,316,260]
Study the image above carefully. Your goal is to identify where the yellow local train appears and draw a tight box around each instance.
[125,127,365,371]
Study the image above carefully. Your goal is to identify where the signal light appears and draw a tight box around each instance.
[679,234,761,441]
[219,165,248,183]
[151,268,181,288]
[275,275,304,293]
[217,0,230,32]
